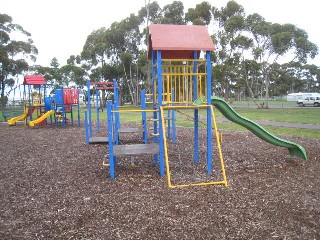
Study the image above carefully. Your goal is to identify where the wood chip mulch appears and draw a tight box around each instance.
[0,122,319,239]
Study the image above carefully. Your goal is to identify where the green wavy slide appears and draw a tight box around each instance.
[210,96,307,162]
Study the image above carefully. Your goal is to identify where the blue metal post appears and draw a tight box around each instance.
[85,111,89,144]
[114,79,120,145]
[86,79,92,138]
[152,50,158,165]
[193,51,199,163]
[62,88,66,128]
[107,101,115,179]
[171,90,176,143]
[151,51,159,164]
[141,89,148,144]
[206,51,213,173]
[157,50,165,176]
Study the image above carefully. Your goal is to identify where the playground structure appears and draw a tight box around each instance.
[89,24,307,188]
[104,24,228,188]
[7,75,80,127]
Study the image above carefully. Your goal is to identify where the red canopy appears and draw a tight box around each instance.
[23,75,46,85]
[148,24,215,59]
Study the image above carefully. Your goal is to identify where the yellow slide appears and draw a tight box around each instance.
[29,110,55,127]
[7,108,29,126]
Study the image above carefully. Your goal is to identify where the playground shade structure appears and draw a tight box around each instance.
[7,108,29,125]
[208,96,307,161]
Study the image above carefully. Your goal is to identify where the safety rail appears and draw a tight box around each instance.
[152,59,208,105]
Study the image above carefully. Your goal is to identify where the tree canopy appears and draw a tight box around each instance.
[1,0,319,108]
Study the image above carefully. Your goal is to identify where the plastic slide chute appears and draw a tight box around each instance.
[206,96,307,161]
[29,110,55,127]
[7,108,29,126]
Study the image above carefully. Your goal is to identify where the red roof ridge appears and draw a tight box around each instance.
[23,75,46,85]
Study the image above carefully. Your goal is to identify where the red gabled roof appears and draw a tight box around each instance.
[23,75,46,85]
[148,24,215,59]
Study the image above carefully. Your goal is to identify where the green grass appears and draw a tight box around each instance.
[84,106,319,139]
[215,122,319,139]
[229,99,295,107]
[2,104,319,139]
[214,108,319,125]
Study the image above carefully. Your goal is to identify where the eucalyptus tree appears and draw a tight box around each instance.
[104,14,146,105]
[47,57,62,87]
[241,59,262,100]
[138,1,163,47]
[299,64,320,92]
[81,27,112,106]
[211,1,252,99]
[161,1,185,24]
[138,1,162,25]
[185,1,212,25]
[245,13,318,106]
[270,61,312,94]
[0,13,38,108]
[138,2,163,91]
[31,57,62,93]
[58,56,86,88]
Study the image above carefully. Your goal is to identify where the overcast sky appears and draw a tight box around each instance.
[2,0,320,67]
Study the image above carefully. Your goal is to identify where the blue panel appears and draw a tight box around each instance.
[55,89,63,105]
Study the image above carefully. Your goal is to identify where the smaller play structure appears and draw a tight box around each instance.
[7,75,80,127]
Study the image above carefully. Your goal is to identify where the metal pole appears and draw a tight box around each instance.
[86,79,92,137]
[157,50,165,176]
[85,111,89,144]
[193,51,199,164]
[206,51,213,174]
[152,50,158,165]
[107,101,115,179]
[96,88,100,132]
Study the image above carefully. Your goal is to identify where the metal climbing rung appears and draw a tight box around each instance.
[118,127,144,133]
[147,118,159,121]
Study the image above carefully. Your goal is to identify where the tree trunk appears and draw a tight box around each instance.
[122,63,136,105]
[243,62,260,108]
[264,76,269,108]
[0,74,6,110]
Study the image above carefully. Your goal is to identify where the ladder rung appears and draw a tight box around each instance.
[147,118,159,121]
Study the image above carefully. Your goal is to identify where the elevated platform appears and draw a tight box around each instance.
[113,143,159,156]
[118,127,144,133]
[89,137,108,144]
[88,127,144,144]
